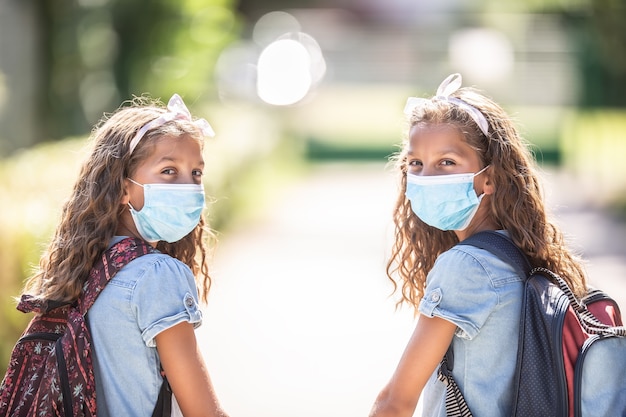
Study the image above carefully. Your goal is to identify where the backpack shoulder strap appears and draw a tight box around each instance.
[456,231,531,280]
[78,237,156,313]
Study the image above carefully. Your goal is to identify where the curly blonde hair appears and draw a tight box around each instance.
[388,86,587,310]
[23,96,215,304]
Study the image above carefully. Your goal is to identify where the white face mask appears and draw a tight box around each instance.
[127,179,205,243]
[404,166,489,231]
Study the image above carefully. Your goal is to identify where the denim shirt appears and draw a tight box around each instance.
[88,237,203,417]
[418,233,523,417]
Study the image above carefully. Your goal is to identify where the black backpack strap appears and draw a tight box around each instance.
[456,231,531,280]
[152,372,173,417]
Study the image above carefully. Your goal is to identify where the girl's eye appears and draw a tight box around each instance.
[440,159,455,166]
[192,169,203,177]
[162,168,176,175]
[406,160,422,174]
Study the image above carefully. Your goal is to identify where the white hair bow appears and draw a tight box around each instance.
[403,73,489,137]
[129,94,215,154]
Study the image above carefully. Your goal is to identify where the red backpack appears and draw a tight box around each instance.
[0,237,155,417]
[439,231,626,417]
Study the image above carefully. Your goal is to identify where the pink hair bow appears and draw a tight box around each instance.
[403,73,489,137]
[129,94,215,154]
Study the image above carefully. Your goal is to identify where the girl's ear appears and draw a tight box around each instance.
[120,178,131,205]
[481,166,495,195]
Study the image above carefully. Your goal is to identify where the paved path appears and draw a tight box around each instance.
[196,162,626,417]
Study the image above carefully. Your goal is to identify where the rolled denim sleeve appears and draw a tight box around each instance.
[418,247,499,340]
[131,255,203,347]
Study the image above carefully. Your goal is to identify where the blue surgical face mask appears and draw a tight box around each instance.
[404,166,489,231]
[127,179,205,243]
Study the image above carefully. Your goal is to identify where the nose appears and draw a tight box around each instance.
[177,173,197,184]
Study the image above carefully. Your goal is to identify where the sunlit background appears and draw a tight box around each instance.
[1,0,626,416]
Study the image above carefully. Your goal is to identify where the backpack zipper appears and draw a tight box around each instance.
[583,290,623,320]
[552,288,570,417]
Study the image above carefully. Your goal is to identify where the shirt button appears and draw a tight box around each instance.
[431,293,441,302]
[184,295,195,307]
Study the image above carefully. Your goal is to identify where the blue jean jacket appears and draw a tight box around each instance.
[88,237,202,417]
[419,234,523,417]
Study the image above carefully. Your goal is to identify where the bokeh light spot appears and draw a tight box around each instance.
[257,39,312,106]
[449,28,514,82]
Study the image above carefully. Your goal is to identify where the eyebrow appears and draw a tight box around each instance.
[155,156,205,166]
[406,148,465,157]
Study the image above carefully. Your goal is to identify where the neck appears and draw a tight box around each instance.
[116,213,141,240]
[454,198,498,241]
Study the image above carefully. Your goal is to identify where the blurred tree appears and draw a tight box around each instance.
[237,0,318,19]
[34,0,240,144]
[112,0,240,104]
[494,0,626,107]
[566,0,626,107]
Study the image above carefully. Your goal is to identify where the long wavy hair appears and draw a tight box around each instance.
[23,96,215,304]
[388,86,587,310]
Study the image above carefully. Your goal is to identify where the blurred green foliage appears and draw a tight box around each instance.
[560,109,626,206]
[37,0,241,143]
[0,138,85,374]
[486,0,626,107]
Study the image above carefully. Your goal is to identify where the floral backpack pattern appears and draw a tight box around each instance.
[0,237,156,417]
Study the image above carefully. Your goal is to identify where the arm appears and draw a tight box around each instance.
[369,315,457,417]
[156,322,228,417]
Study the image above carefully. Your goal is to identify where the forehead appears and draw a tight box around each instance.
[407,123,468,153]
[156,133,202,149]
[142,134,203,161]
